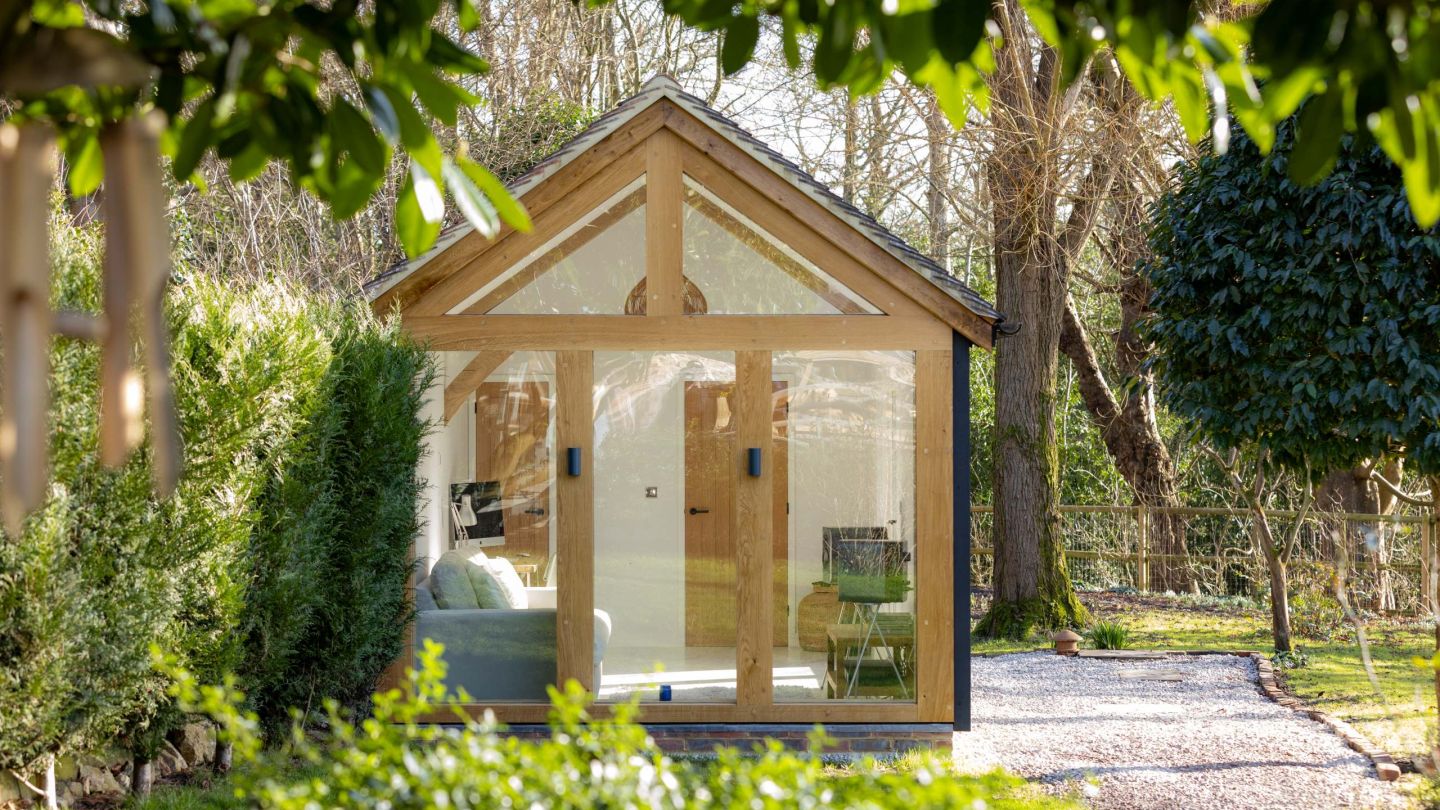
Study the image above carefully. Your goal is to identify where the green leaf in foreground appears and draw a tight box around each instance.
[443,158,499,239]
[456,156,531,233]
[396,162,444,259]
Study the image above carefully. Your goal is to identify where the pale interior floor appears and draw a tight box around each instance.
[598,645,828,702]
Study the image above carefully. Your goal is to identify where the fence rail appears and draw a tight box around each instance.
[969,504,1439,615]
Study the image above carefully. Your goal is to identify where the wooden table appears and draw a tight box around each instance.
[513,563,540,586]
[824,614,915,699]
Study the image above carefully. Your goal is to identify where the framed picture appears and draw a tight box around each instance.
[450,481,504,548]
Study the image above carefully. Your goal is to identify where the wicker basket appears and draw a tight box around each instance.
[797,582,841,651]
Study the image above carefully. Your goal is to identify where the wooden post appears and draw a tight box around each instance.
[950,336,970,731]
[916,348,954,723]
[0,124,55,533]
[1136,506,1150,593]
[645,131,683,315]
[734,351,773,706]
[556,351,595,691]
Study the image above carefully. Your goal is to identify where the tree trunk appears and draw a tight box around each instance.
[1267,552,1293,653]
[1055,70,1193,593]
[980,216,1088,636]
[44,755,57,810]
[842,97,858,203]
[974,1,1092,638]
[1253,510,1293,653]
[131,759,153,798]
[923,93,951,270]
[1316,461,1399,610]
[1060,300,1189,592]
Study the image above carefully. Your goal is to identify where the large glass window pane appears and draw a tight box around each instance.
[463,179,647,314]
[593,351,740,703]
[772,351,916,702]
[681,179,881,315]
[419,351,561,702]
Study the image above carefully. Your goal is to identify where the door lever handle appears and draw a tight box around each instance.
[688,507,710,515]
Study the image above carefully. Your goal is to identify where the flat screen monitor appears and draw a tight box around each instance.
[451,481,504,547]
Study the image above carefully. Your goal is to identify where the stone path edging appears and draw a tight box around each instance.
[1247,652,1403,782]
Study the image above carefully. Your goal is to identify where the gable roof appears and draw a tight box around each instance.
[366,75,1002,332]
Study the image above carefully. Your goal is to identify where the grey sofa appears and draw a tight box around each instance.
[415,567,611,701]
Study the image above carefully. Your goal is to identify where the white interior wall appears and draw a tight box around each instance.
[592,351,730,652]
[417,360,449,577]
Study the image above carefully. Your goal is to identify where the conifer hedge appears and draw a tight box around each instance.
[0,211,432,783]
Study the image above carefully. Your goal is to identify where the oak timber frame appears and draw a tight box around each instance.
[377,96,987,729]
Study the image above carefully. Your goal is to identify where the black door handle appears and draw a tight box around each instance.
[523,507,546,516]
[688,507,710,515]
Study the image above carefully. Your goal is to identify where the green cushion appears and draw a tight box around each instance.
[465,553,511,609]
[486,557,529,610]
[430,550,480,609]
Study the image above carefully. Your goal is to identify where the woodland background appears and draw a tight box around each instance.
[165,0,1366,532]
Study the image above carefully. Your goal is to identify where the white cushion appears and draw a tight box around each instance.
[485,557,529,610]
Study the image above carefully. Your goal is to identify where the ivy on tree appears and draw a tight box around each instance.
[650,0,1440,227]
[0,0,530,258]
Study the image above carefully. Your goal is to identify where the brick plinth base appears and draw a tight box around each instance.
[493,723,953,757]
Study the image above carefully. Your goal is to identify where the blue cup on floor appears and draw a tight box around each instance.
[660,685,672,702]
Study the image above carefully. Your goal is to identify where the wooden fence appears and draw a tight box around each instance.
[970,504,1439,614]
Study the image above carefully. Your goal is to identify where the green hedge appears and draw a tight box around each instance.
[163,642,1071,810]
[240,300,430,735]
[0,211,432,778]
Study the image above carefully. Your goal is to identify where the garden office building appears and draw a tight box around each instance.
[367,76,1001,752]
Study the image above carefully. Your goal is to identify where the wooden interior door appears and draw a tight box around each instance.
[684,381,788,647]
[475,381,552,571]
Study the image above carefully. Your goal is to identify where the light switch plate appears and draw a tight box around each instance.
[645,486,659,498]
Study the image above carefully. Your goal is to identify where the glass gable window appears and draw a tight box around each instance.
[681,179,881,315]
[417,351,570,702]
[461,179,647,315]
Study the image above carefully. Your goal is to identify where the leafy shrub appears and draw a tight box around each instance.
[0,218,244,778]
[1087,621,1130,650]
[167,642,1073,810]
[1286,564,1346,642]
[0,208,432,785]
[1272,649,1309,669]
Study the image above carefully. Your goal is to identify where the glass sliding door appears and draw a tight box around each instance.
[592,351,741,703]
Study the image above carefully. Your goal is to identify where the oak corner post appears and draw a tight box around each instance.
[916,346,956,725]
[557,351,596,691]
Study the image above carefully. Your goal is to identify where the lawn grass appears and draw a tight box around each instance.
[136,775,247,810]
[973,590,1438,759]
[135,765,329,810]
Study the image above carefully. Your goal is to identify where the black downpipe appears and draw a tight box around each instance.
[953,331,972,731]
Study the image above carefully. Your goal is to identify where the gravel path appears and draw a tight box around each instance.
[953,653,1404,809]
